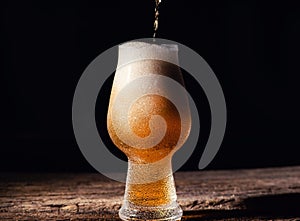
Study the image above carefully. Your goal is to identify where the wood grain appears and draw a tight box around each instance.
[1,166,300,220]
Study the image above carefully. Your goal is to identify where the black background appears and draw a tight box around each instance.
[1,0,300,172]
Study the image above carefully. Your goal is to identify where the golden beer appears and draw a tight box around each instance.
[107,42,191,220]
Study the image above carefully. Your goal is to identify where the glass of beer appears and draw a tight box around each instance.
[107,41,191,220]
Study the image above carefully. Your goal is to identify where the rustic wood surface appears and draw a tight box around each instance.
[0,166,300,220]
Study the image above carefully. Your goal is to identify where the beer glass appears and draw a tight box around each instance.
[107,41,191,220]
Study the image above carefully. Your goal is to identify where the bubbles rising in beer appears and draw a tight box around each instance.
[107,60,184,164]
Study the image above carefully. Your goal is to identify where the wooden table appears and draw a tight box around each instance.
[1,166,300,220]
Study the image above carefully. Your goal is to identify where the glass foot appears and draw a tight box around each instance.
[119,201,182,221]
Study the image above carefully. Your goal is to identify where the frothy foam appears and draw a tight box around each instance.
[117,42,179,67]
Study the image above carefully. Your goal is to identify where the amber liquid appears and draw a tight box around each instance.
[107,59,189,207]
[126,173,176,207]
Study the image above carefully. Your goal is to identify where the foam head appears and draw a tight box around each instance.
[117,41,179,67]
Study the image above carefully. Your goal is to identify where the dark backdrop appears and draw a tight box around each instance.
[1,0,300,172]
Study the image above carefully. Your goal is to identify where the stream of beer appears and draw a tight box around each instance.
[153,0,161,38]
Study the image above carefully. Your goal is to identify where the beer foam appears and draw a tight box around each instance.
[117,42,179,67]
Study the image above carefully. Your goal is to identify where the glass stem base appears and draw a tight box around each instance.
[119,159,182,220]
[119,201,182,221]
